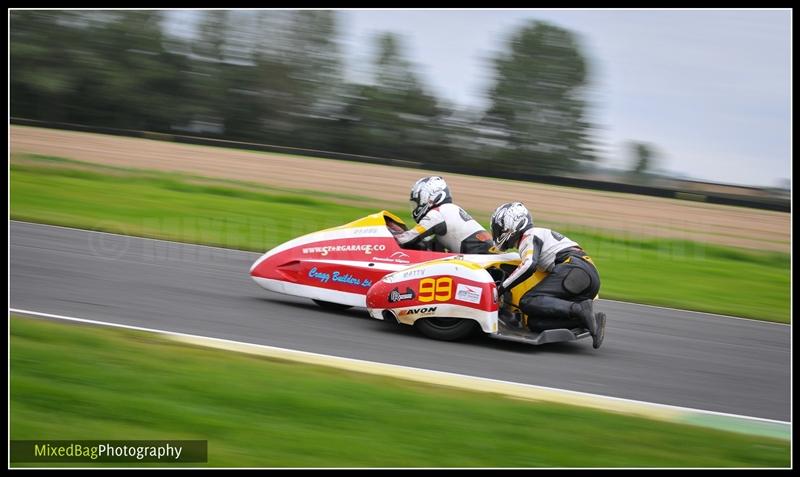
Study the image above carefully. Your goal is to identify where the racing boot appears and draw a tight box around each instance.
[592,312,607,349]
[571,299,598,336]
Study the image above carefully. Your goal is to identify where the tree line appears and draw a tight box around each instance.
[11,10,599,176]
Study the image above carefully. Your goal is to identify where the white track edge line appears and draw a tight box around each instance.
[9,307,790,428]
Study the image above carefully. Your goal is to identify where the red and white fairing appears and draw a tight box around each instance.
[249,211,598,346]
[249,211,459,307]
[365,258,502,333]
[250,211,519,334]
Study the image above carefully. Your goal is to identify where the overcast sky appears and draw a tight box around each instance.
[169,9,792,188]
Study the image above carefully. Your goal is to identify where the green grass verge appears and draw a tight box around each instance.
[10,315,790,468]
[9,157,790,323]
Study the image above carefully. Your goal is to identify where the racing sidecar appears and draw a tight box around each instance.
[250,210,594,345]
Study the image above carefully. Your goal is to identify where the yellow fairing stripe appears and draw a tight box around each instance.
[401,258,488,272]
[328,210,408,230]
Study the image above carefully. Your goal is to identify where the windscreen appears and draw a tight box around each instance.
[385,217,408,235]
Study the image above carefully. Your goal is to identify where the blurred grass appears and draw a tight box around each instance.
[9,157,790,323]
[10,315,790,468]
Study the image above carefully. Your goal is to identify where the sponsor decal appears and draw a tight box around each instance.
[352,228,380,236]
[302,244,386,256]
[400,268,425,279]
[388,287,415,303]
[373,257,406,263]
[308,267,330,283]
[418,277,453,303]
[399,306,437,316]
[455,283,483,304]
[372,250,411,264]
[307,267,372,288]
[551,230,565,241]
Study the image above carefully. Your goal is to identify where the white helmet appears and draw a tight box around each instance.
[409,176,451,222]
[490,202,533,251]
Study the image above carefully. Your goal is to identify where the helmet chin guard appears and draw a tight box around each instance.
[410,176,451,222]
[491,202,533,251]
[411,200,430,223]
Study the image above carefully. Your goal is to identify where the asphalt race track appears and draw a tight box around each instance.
[9,221,791,421]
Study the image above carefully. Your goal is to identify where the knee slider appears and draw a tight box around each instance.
[563,267,591,295]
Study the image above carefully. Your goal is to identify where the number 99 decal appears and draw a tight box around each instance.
[418,277,453,303]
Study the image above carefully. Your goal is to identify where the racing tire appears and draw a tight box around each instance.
[414,317,479,341]
[312,299,353,311]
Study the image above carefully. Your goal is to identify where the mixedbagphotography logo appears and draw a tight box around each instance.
[10,440,208,463]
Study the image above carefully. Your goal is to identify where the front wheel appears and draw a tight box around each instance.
[312,299,353,311]
[414,317,478,341]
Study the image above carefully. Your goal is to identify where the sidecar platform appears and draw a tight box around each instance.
[490,322,591,345]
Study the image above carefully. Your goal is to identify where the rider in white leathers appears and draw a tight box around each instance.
[394,176,497,254]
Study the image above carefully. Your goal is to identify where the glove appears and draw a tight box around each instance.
[420,235,436,251]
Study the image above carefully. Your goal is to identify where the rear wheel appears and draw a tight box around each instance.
[414,317,478,341]
[312,299,353,311]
